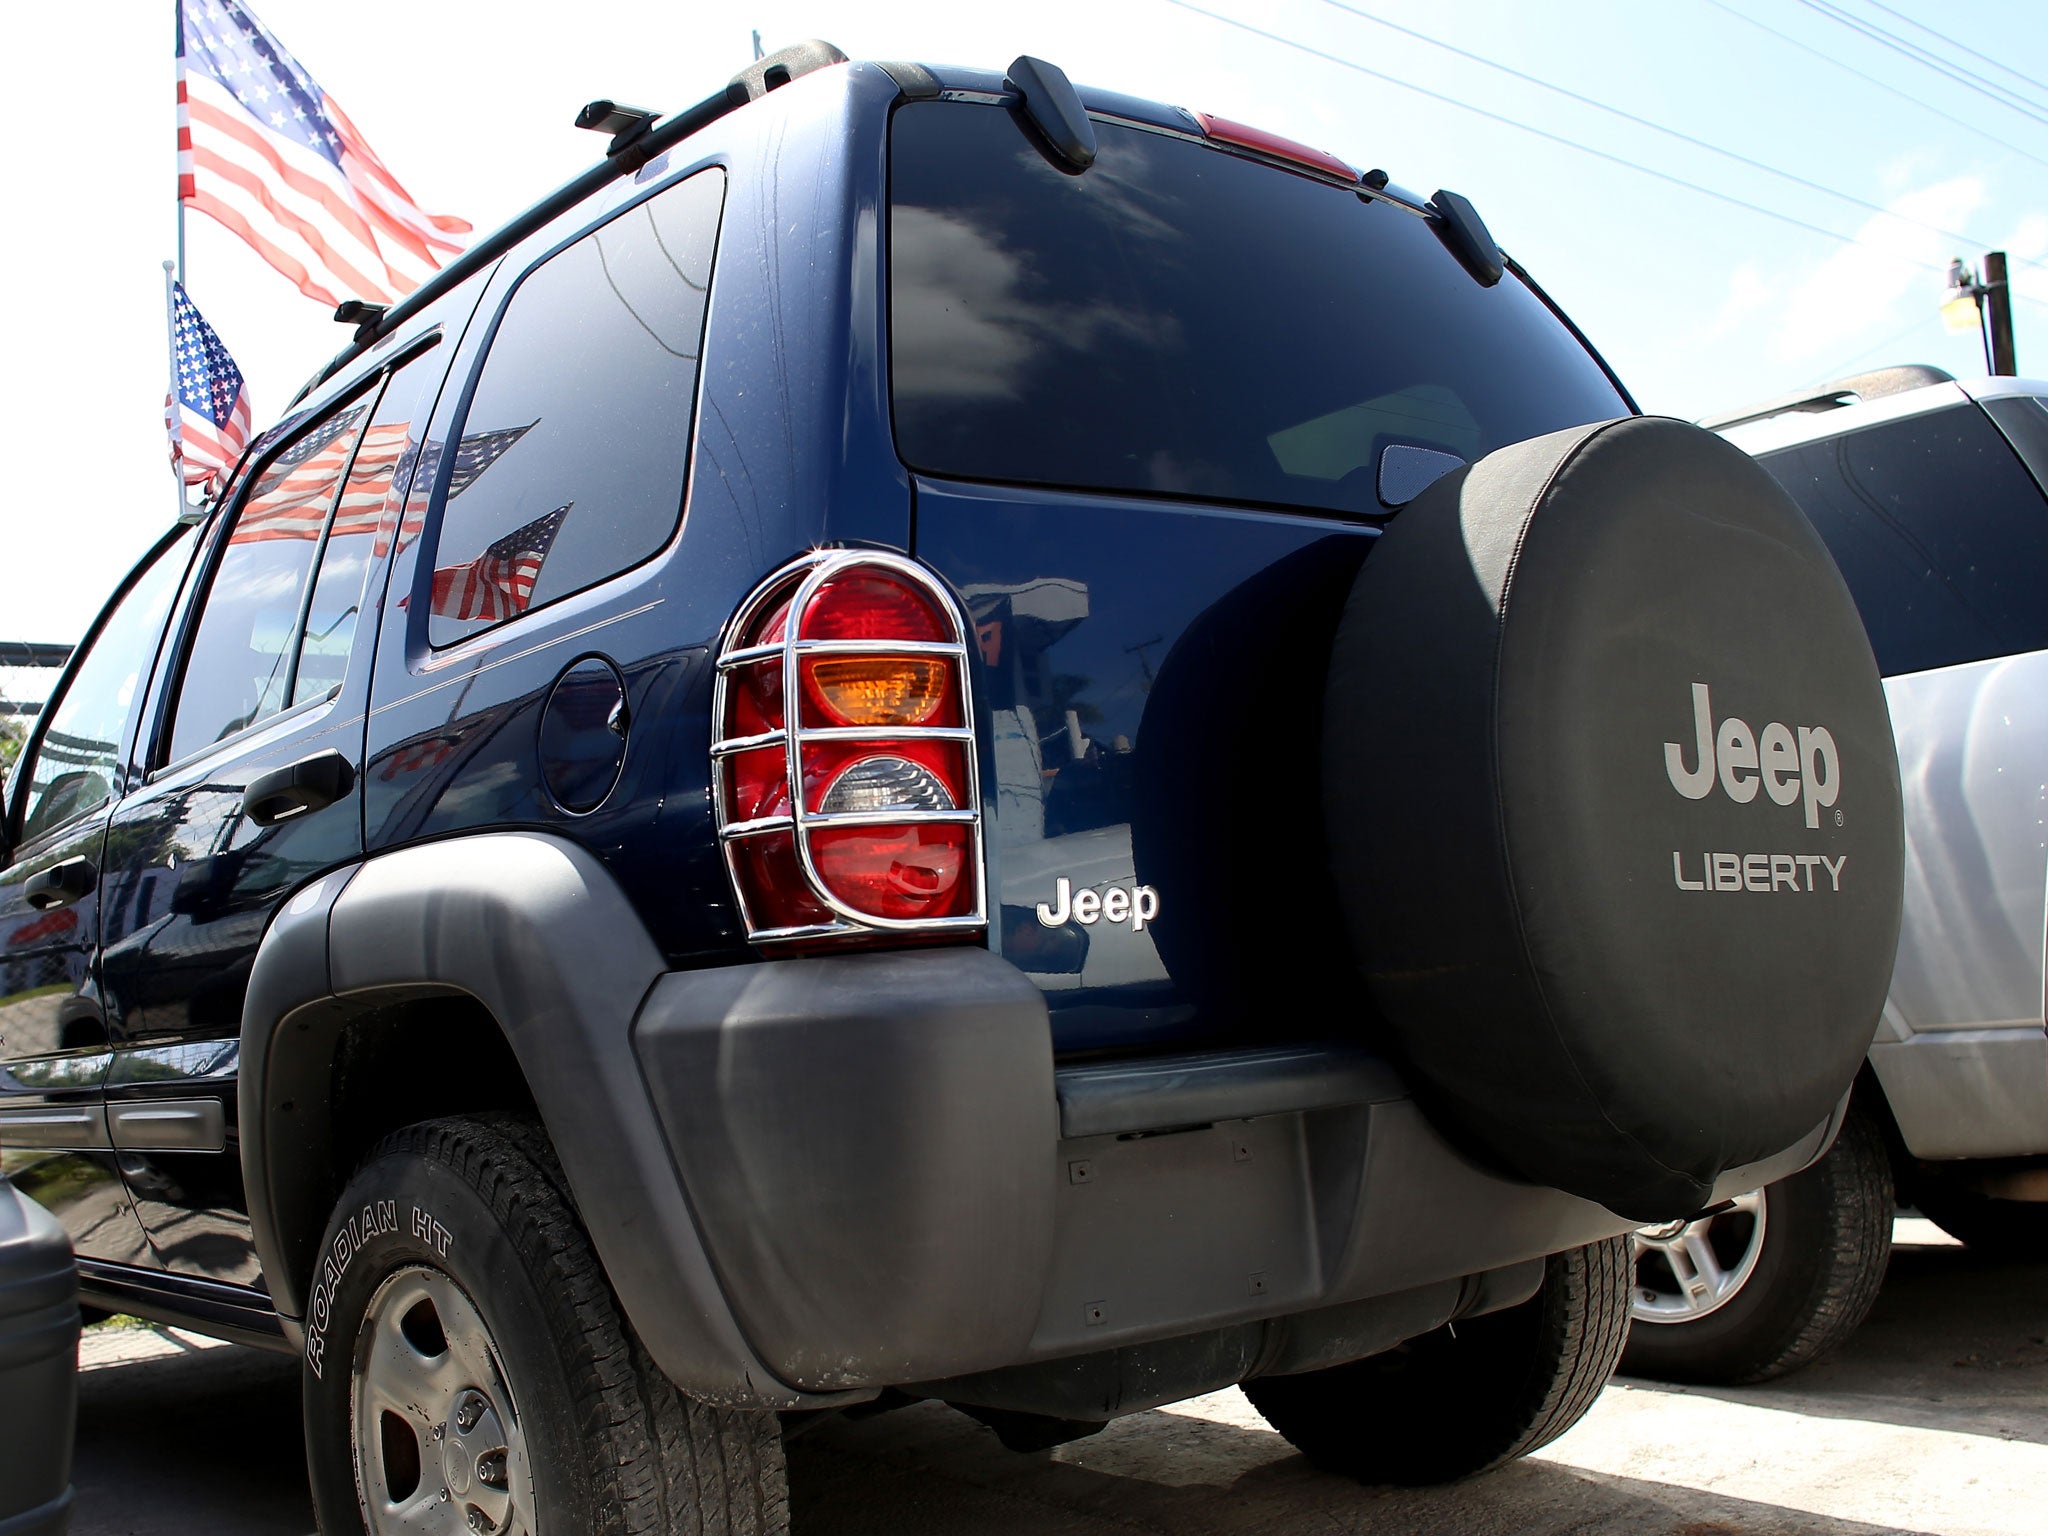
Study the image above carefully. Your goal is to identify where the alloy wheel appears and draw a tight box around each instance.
[1630,1189,1768,1324]
[351,1265,534,1535]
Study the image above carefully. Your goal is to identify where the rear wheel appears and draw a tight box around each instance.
[1243,1238,1631,1485]
[1916,1185,2048,1257]
[1621,1102,1892,1384]
[302,1115,788,1536]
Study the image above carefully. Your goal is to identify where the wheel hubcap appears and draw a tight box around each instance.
[1630,1188,1768,1324]
[351,1266,533,1535]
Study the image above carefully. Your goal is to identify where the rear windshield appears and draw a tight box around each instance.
[1755,402,2048,677]
[888,101,1630,514]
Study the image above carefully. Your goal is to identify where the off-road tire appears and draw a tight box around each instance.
[1916,1184,2048,1258]
[302,1114,788,1536]
[1242,1237,1631,1485]
[1621,1103,1892,1385]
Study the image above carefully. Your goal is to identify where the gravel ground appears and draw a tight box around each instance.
[67,1219,2046,1536]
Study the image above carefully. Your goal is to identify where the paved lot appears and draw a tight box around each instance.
[69,1220,2045,1536]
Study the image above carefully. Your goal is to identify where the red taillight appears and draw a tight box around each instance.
[801,571,948,642]
[810,824,973,921]
[728,659,784,737]
[712,554,983,942]
[1194,112,1358,182]
[728,831,837,927]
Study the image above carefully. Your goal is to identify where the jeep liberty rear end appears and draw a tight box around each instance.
[0,47,1902,1535]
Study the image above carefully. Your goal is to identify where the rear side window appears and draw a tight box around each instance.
[1755,404,2048,677]
[290,347,440,706]
[167,397,374,762]
[888,102,1629,513]
[426,168,725,646]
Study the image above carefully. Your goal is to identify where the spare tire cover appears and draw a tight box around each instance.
[1325,416,1902,1222]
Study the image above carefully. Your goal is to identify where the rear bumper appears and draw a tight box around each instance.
[1869,1026,2048,1160]
[630,947,1831,1398]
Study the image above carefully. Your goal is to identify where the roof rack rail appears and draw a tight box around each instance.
[293,39,848,404]
[1699,364,1956,432]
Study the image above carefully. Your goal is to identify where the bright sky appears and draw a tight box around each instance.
[4,0,2046,668]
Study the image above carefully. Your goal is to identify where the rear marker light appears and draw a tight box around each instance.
[803,655,952,727]
[711,552,984,943]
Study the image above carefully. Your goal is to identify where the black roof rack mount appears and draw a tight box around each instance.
[296,39,848,403]
[1700,364,1956,432]
[1005,55,1096,172]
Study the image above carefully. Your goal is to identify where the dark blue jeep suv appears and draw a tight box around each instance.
[0,44,1905,1534]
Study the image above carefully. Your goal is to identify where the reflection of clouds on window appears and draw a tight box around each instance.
[891,208,1179,403]
[1143,449,1234,495]
[1028,138,1184,244]
[592,195,711,362]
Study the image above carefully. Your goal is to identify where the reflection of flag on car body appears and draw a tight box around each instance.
[390,422,536,550]
[378,732,463,782]
[167,281,253,491]
[231,418,537,552]
[177,0,470,307]
[430,504,570,622]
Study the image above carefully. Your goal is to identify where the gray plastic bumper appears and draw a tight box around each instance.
[631,948,1835,1398]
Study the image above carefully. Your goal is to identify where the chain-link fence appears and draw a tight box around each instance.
[0,642,72,789]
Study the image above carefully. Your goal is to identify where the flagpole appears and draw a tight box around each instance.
[164,259,187,517]
[173,0,186,281]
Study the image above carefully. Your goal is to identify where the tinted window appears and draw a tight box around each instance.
[1756,404,2048,677]
[291,350,440,705]
[1984,394,2048,493]
[427,168,725,646]
[889,103,1629,512]
[167,398,372,762]
[16,528,197,843]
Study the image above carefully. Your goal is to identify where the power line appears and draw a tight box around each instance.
[1699,0,2048,176]
[1824,0,2048,116]
[1797,311,1946,390]
[1796,0,2048,130]
[1162,0,2044,308]
[1316,0,2045,275]
[1859,0,2048,103]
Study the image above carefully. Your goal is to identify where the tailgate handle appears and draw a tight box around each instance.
[244,750,356,827]
[24,856,96,911]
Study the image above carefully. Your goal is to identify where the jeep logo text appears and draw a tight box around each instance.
[1037,878,1159,932]
[1664,682,1840,829]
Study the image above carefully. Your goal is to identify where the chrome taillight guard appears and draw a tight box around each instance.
[710,550,987,944]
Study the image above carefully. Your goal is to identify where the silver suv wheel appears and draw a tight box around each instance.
[352,1265,534,1536]
[1629,1189,1767,1323]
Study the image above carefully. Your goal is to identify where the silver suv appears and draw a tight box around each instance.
[1625,365,2048,1383]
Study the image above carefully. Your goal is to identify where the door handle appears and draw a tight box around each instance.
[243,750,357,827]
[24,856,96,911]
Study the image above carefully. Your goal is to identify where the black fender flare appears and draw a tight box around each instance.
[239,831,837,1407]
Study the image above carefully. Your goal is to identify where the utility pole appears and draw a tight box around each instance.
[1944,253,2018,376]
[1984,252,2017,376]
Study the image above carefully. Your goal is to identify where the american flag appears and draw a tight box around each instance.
[430,504,570,623]
[168,279,253,491]
[177,0,470,307]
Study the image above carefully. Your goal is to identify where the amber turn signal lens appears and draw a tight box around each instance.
[803,657,950,726]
